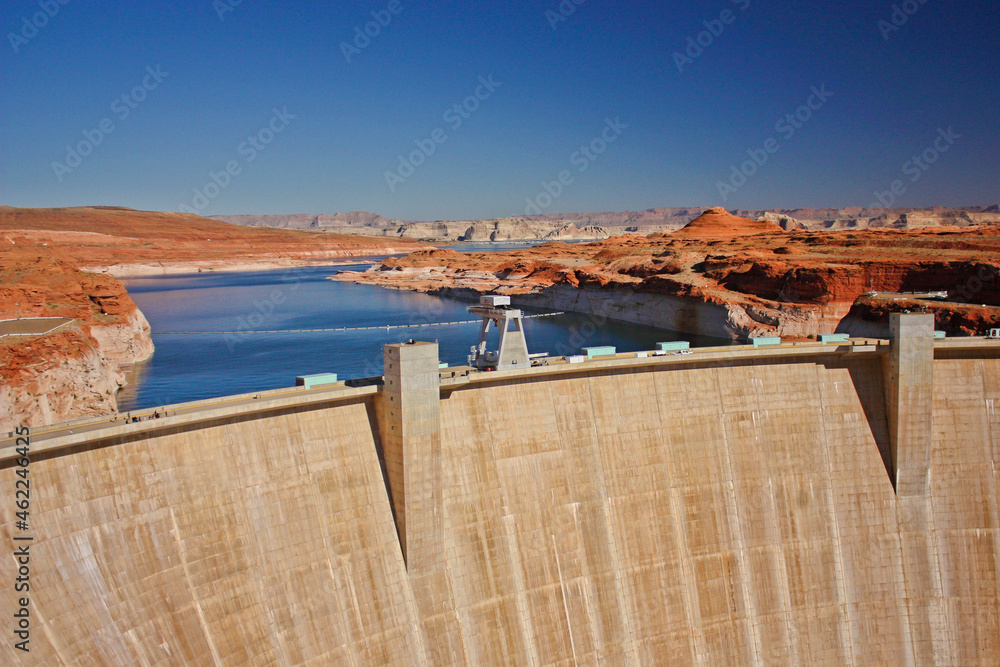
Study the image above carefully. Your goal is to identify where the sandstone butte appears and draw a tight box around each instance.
[335,207,1000,340]
[0,206,428,431]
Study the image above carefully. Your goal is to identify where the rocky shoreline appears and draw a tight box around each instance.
[332,208,1000,341]
[333,268,847,340]
[0,311,154,432]
[513,285,848,340]
[83,249,417,278]
[0,205,436,428]
[5,205,999,427]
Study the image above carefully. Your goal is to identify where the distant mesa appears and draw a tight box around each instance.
[212,205,1000,242]
[672,206,784,239]
[757,211,806,231]
[0,205,426,278]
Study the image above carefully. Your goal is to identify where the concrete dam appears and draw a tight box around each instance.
[1,314,998,665]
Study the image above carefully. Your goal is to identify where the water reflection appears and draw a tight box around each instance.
[118,263,729,410]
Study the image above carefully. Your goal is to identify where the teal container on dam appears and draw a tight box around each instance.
[583,346,617,359]
[296,373,339,389]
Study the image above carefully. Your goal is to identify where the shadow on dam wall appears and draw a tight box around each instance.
[1,322,998,664]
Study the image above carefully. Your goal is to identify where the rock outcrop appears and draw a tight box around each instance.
[89,310,155,367]
[543,223,610,240]
[0,205,425,428]
[673,207,784,238]
[0,318,152,431]
[757,211,806,231]
[454,217,610,242]
[0,247,155,430]
[0,205,428,278]
[334,209,1000,340]
[214,205,1000,241]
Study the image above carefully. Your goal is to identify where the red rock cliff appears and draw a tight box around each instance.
[0,249,154,431]
[335,209,1000,339]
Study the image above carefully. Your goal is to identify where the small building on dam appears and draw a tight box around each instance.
[1,313,998,665]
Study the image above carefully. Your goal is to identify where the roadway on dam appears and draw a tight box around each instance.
[3,335,888,457]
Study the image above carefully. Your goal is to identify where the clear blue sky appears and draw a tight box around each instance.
[2,0,998,220]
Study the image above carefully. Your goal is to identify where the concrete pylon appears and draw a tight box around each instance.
[885,313,935,494]
[886,312,943,663]
[382,341,443,571]
[382,342,462,656]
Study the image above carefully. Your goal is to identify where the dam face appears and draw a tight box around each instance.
[2,317,998,665]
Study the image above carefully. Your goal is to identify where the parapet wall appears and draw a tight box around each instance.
[1,339,997,665]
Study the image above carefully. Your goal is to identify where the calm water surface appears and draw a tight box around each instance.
[118,261,729,411]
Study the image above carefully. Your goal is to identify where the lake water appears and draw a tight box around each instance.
[117,261,729,411]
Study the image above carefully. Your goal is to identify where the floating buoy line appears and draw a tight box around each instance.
[155,311,565,335]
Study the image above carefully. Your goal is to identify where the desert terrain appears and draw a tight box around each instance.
[4,204,999,430]
[214,205,1000,242]
[0,206,428,429]
[0,205,426,277]
[334,208,1000,340]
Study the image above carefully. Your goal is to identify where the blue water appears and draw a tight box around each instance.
[117,263,729,411]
